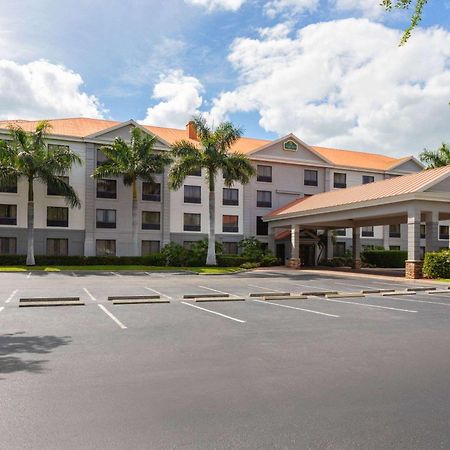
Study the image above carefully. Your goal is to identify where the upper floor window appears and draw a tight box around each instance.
[96,148,111,167]
[96,239,116,256]
[361,226,374,237]
[184,185,201,204]
[389,224,401,238]
[142,182,161,202]
[47,206,68,227]
[223,215,239,233]
[0,237,16,254]
[420,224,426,239]
[96,209,116,229]
[223,188,239,206]
[362,175,375,184]
[0,176,18,193]
[256,216,268,236]
[96,179,117,199]
[439,225,449,240]
[184,213,201,232]
[257,165,272,182]
[47,176,69,196]
[0,204,17,225]
[304,169,318,187]
[256,190,272,208]
[47,238,68,256]
[188,168,202,176]
[333,172,347,189]
[142,211,160,230]
[48,144,70,152]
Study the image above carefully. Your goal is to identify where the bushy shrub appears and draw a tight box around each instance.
[260,254,280,266]
[240,262,261,269]
[239,237,266,260]
[185,239,223,266]
[321,256,353,267]
[160,243,189,266]
[423,250,450,279]
[217,255,251,267]
[361,250,407,268]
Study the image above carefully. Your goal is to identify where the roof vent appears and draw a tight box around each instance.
[186,121,198,141]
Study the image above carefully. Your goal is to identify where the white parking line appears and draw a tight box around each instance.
[181,301,246,323]
[83,288,97,302]
[71,272,77,277]
[323,298,417,313]
[111,272,122,277]
[198,285,239,297]
[248,284,284,292]
[27,272,31,279]
[372,296,450,307]
[98,304,127,329]
[0,306,4,314]
[5,289,18,303]
[144,287,172,300]
[253,299,340,318]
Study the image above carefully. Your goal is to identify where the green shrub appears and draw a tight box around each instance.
[322,256,353,267]
[260,254,280,266]
[239,237,266,260]
[217,255,251,267]
[185,239,223,266]
[240,262,261,269]
[423,250,450,279]
[160,243,189,266]
[361,250,407,268]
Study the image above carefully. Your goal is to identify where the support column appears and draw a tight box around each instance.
[406,207,422,279]
[288,224,301,269]
[425,211,439,254]
[382,225,390,250]
[352,227,361,269]
[326,230,334,260]
[267,224,276,255]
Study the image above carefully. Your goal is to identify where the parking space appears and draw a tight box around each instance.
[1,269,450,449]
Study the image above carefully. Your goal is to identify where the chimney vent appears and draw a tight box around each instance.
[186,121,198,141]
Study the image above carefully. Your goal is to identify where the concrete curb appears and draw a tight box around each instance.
[301,291,339,296]
[19,296,81,303]
[262,295,307,300]
[108,295,160,301]
[428,289,450,294]
[361,289,395,294]
[381,291,416,296]
[194,297,245,302]
[326,293,366,299]
[112,299,170,304]
[19,301,84,307]
[249,292,291,297]
[183,293,230,299]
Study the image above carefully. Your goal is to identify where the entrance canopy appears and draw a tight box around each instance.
[264,166,450,278]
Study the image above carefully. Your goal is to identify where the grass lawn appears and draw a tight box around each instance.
[0,265,242,274]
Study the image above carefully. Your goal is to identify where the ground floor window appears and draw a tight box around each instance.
[47,238,68,256]
[223,242,239,255]
[389,245,401,251]
[96,239,116,256]
[335,229,346,237]
[420,224,426,239]
[334,242,346,257]
[389,224,401,238]
[420,246,426,260]
[0,237,16,254]
[361,226,374,237]
[256,216,268,236]
[142,240,160,255]
[439,225,449,240]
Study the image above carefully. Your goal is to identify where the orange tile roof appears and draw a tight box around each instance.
[0,117,412,172]
[267,166,450,220]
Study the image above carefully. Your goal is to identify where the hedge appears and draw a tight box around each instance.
[423,250,450,279]
[361,250,407,268]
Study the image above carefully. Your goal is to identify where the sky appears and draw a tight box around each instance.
[0,0,449,157]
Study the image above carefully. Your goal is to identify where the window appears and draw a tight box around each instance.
[96,239,116,256]
[334,242,346,257]
[420,246,426,259]
[0,237,16,254]
[336,229,346,237]
[48,144,69,152]
[0,204,17,225]
[142,211,160,230]
[362,175,375,184]
[420,224,426,239]
[223,215,239,233]
[223,188,239,206]
[96,179,117,199]
[223,242,239,255]
[256,216,268,236]
[96,209,116,228]
[257,165,272,182]
[47,176,69,196]
[142,182,161,201]
[439,225,449,240]
[47,207,68,227]
[0,176,17,193]
[96,148,111,167]
[188,168,201,176]
[389,245,401,251]
[361,226,374,237]
[333,172,347,188]
[304,169,318,187]
[257,190,272,208]
[47,238,68,256]
[184,185,201,204]
[389,224,401,238]
[184,213,201,232]
[141,240,160,255]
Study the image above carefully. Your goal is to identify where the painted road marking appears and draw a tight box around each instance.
[0,306,4,314]
[71,272,77,277]
[144,287,172,300]
[371,296,450,307]
[248,284,284,292]
[323,298,417,313]
[5,289,18,303]
[98,304,127,329]
[181,301,246,323]
[27,272,32,279]
[198,285,240,297]
[110,272,122,277]
[83,288,97,302]
[253,299,340,318]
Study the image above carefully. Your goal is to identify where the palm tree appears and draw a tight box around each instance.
[168,115,255,266]
[419,143,450,168]
[0,121,82,265]
[92,127,172,256]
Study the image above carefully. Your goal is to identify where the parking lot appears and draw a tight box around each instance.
[1,269,450,449]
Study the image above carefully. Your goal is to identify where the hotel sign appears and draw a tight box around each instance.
[283,140,298,151]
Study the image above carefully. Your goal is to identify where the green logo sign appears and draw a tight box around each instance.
[284,140,298,151]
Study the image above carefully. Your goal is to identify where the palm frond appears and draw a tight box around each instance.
[222,153,256,186]
[419,143,450,168]
[40,173,81,208]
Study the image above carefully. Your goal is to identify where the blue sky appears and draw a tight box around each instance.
[1,0,449,155]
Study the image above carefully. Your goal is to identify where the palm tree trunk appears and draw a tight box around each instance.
[131,179,139,256]
[206,173,217,266]
[26,177,35,266]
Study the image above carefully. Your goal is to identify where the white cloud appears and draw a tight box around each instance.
[141,69,203,128]
[0,59,104,120]
[184,0,246,11]
[209,19,450,157]
[264,0,319,18]
[332,0,384,18]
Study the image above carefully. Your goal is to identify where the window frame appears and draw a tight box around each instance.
[47,206,69,227]
[256,216,268,236]
[256,165,272,183]
[96,208,117,229]
[256,190,272,208]
[46,238,69,256]
[184,185,202,204]
[0,204,17,225]
[141,211,161,230]
[47,176,70,196]
[96,179,117,199]
[183,213,201,232]
[141,240,160,255]
[304,169,318,187]
[222,215,239,233]
[96,239,116,256]
[0,237,16,254]
[222,188,239,206]
[389,224,401,238]
[333,172,347,189]
[142,182,161,202]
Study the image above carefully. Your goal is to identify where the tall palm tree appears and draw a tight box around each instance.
[168,115,255,266]
[93,127,172,256]
[0,121,82,265]
[419,143,450,168]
